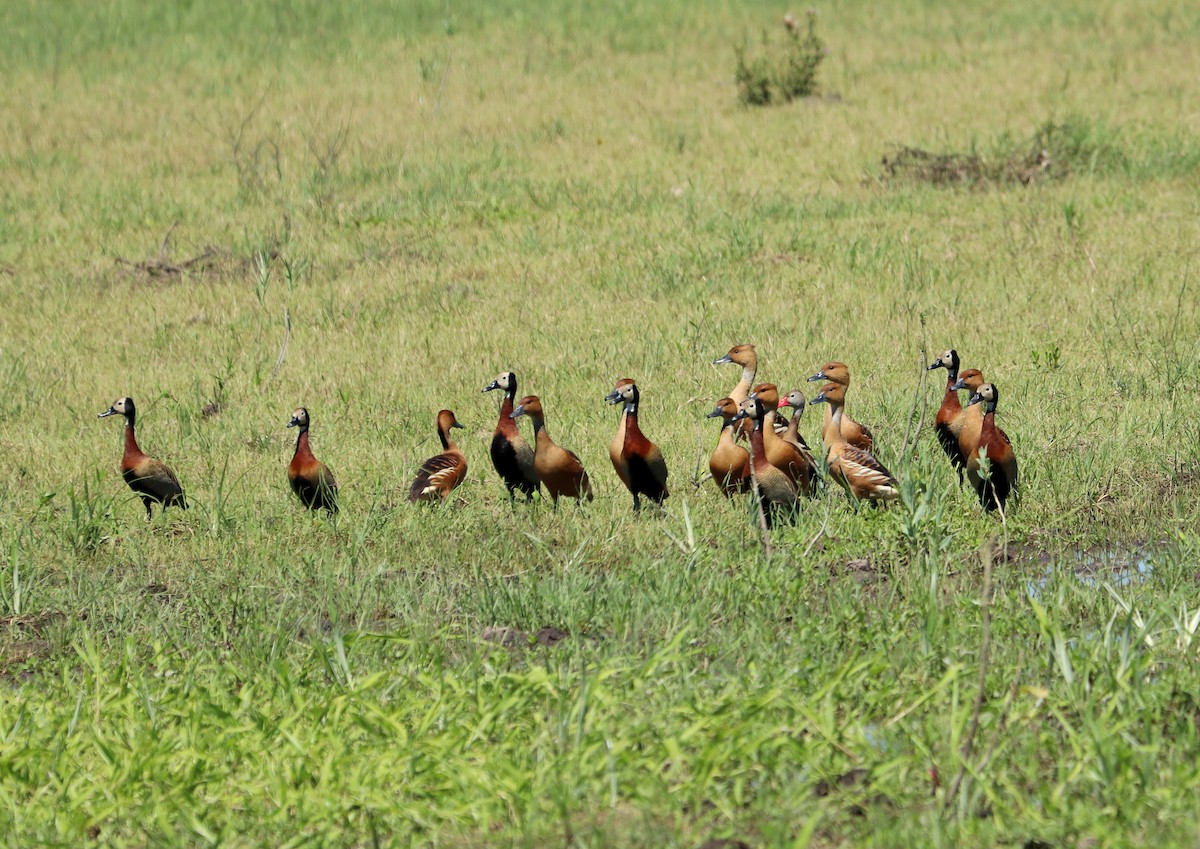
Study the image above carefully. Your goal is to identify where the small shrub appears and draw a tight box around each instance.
[735,11,826,107]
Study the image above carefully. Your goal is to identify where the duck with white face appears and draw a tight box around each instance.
[606,379,668,512]
[484,371,539,502]
[964,383,1017,514]
[99,396,187,520]
[287,407,339,512]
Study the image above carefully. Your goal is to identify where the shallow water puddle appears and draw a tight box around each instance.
[1025,547,1156,600]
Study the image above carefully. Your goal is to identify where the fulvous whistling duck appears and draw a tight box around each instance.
[98,397,187,520]
[408,410,468,503]
[949,368,987,476]
[606,380,669,511]
[604,377,637,491]
[510,395,593,506]
[731,397,797,527]
[706,397,751,496]
[965,383,1018,513]
[810,382,898,503]
[287,407,339,512]
[483,372,539,501]
[928,349,966,477]
[807,362,874,451]
[750,383,817,495]
[714,343,759,438]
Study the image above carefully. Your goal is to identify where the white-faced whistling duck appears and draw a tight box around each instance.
[706,397,751,497]
[510,395,593,506]
[965,383,1018,513]
[606,379,669,511]
[810,382,898,503]
[949,368,987,479]
[408,409,468,503]
[287,407,339,512]
[807,362,875,451]
[750,383,817,495]
[483,372,539,502]
[98,396,187,520]
[928,349,970,480]
[778,388,822,495]
[731,397,797,527]
[605,377,637,491]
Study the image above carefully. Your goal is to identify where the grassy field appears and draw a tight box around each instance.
[2,0,1200,845]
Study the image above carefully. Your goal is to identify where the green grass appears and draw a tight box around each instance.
[2,0,1200,845]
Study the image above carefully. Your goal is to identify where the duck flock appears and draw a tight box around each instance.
[97,344,1016,527]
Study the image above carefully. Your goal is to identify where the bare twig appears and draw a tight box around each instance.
[944,539,994,809]
[802,497,832,558]
[262,307,291,390]
[901,332,930,462]
[157,221,179,262]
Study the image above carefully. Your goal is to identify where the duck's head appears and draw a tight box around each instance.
[99,397,134,419]
[510,395,543,420]
[928,349,960,373]
[287,407,310,429]
[808,382,845,406]
[707,397,740,421]
[749,383,779,407]
[808,362,849,385]
[437,409,465,432]
[779,389,807,414]
[950,368,985,393]
[605,378,636,405]
[483,371,516,394]
[713,343,756,367]
[967,383,999,411]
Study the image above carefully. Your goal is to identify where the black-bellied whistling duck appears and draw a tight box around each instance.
[286,407,338,512]
[706,397,751,496]
[810,382,898,503]
[604,378,637,491]
[965,383,1018,513]
[408,410,468,503]
[483,372,539,502]
[606,380,668,511]
[750,383,817,495]
[778,388,822,495]
[510,395,593,506]
[731,397,797,527]
[950,368,987,476]
[98,396,187,520]
[928,349,965,477]
[807,362,874,451]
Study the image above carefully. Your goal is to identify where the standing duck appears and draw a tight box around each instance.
[510,396,593,506]
[777,388,822,494]
[604,378,637,491]
[810,383,898,503]
[98,396,187,520]
[484,372,539,501]
[749,383,817,495]
[713,343,759,438]
[408,410,468,503]
[965,383,1018,513]
[731,397,797,527]
[949,368,987,476]
[806,362,874,451]
[928,349,967,478]
[606,379,669,511]
[706,397,751,496]
[287,407,339,512]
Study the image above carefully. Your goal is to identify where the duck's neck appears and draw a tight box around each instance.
[123,416,143,458]
[497,394,518,436]
[733,361,756,402]
[825,405,848,450]
[531,416,546,438]
[293,427,312,460]
[438,425,457,451]
[785,411,801,441]
[749,421,769,466]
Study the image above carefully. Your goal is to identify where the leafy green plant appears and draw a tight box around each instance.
[735,11,826,106]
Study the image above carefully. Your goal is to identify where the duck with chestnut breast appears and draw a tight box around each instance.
[810,382,898,503]
[778,388,822,494]
[98,396,187,520]
[949,368,987,476]
[483,372,539,502]
[408,409,468,503]
[606,380,668,511]
[511,395,593,506]
[287,407,339,512]
[965,383,1018,513]
[706,397,751,497]
[807,362,874,451]
[928,349,968,479]
[749,383,817,495]
[731,397,797,527]
[604,378,637,491]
